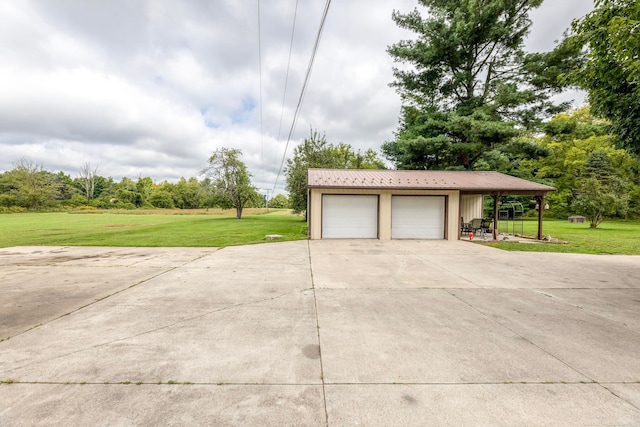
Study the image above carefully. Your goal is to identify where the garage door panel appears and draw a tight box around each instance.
[392,196,444,239]
[322,195,378,239]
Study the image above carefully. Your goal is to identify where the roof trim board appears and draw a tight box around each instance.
[308,169,555,195]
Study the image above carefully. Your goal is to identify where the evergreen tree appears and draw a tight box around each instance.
[383,0,580,170]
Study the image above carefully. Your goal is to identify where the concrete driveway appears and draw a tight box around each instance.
[1,241,640,426]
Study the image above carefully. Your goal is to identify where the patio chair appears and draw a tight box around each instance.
[469,218,485,237]
[481,218,493,234]
[460,217,472,235]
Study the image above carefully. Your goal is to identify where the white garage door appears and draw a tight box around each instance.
[322,195,378,239]
[392,196,445,239]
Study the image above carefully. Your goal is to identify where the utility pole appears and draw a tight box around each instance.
[260,188,271,212]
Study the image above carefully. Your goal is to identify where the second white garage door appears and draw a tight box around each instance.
[322,195,378,239]
[392,196,445,239]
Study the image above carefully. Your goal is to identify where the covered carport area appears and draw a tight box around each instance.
[460,181,555,241]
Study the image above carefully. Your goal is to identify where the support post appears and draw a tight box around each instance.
[536,195,544,240]
[492,194,499,240]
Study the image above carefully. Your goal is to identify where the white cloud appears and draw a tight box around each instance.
[0,0,594,194]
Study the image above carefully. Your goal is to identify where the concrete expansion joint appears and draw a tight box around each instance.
[313,287,480,291]
[530,289,637,329]
[322,381,627,386]
[1,268,176,343]
[444,289,605,388]
[399,248,479,288]
[5,380,640,387]
[307,240,329,427]
[0,381,326,386]
[2,289,307,375]
[92,288,303,346]
[173,250,220,267]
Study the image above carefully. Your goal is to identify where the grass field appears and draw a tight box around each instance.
[485,219,640,255]
[0,209,308,248]
[0,211,638,255]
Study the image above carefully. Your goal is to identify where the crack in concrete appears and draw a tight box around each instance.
[599,383,640,412]
[2,287,312,375]
[445,289,596,381]
[392,245,481,289]
[2,252,217,343]
[531,289,638,329]
[446,289,640,414]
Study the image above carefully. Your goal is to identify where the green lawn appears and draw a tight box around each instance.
[485,218,640,255]
[1,210,638,255]
[0,209,308,248]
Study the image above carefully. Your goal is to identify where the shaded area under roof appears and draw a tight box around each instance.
[308,169,555,195]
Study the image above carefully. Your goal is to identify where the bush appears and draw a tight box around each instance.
[110,201,136,210]
[0,206,27,213]
[92,198,113,209]
[69,194,89,207]
[0,194,18,207]
[149,191,175,209]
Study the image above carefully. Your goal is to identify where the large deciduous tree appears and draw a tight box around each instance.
[202,148,258,219]
[285,129,386,215]
[567,0,640,154]
[383,0,580,170]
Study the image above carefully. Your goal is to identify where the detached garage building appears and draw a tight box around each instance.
[307,169,554,241]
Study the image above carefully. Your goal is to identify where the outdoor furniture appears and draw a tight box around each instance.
[461,217,472,234]
[469,218,485,237]
[481,218,493,233]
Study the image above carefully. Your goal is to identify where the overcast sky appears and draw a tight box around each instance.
[0,0,594,195]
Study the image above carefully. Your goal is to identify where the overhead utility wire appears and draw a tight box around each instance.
[272,0,332,194]
[257,0,264,184]
[273,0,299,172]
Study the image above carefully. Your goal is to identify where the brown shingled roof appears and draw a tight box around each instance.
[307,169,555,195]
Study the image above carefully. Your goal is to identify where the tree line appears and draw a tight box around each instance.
[0,140,382,219]
[0,154,288,215]
[2,0,639,228]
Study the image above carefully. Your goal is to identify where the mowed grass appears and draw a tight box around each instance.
[486,219,640,255]
[0,209,308,248]
[1,210,638,254]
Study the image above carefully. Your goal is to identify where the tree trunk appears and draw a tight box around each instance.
[236,205,243,219]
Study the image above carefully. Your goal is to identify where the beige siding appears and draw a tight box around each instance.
[460,194,484,224]
[309,188,460,241]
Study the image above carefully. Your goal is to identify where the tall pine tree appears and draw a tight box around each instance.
[383,0,580,170]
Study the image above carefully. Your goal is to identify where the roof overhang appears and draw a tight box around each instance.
[307,169,555,196]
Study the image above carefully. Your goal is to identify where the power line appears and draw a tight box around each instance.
[272,0,332,194]
[257,0,264,184]
[273,0,299,174]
